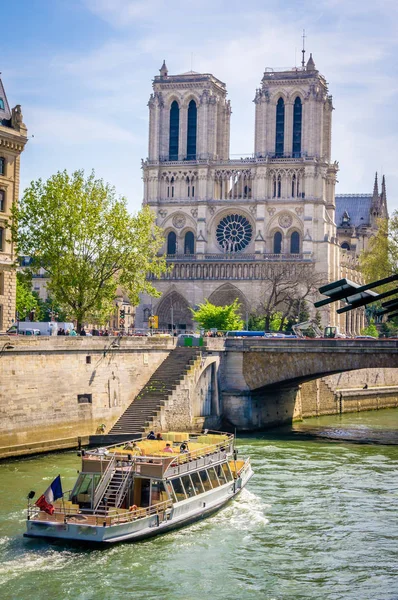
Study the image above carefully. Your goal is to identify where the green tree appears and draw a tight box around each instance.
[11,170,167,330]
[359,216,398,284]
[360,318,379,338]
[191,299,244,331]
[16,272,40,321]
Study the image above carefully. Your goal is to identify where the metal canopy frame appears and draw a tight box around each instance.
[315,273,398,314]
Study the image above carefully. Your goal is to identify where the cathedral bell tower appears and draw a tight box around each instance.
[0,74,28,331]
[147,60,231,166]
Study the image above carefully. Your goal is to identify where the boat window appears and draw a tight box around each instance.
[71,473,95,506]
[181,475,196,497]
[207,467,221,488]
[165,481,177,503]
[199,470,213,491]
[190,471,205,494]
[171,478,187,501]
[140,478,151,508]
[215,464,227,485]
[150,480,167,505]
[221,462,233,482]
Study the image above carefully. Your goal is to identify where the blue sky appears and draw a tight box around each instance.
[2,0,398,212]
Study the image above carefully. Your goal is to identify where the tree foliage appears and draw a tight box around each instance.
[360,318,379,338]
[11,170,167,328]
[254,264,325,330]
[359,216,398,285]
[16,272,40,321]
[191,299,244,331]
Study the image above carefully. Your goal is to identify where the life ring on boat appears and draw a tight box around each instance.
[129,505,138,512]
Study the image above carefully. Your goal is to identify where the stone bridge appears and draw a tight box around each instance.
[213,338,398,430]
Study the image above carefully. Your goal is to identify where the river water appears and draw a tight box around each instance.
[1,409,398,600]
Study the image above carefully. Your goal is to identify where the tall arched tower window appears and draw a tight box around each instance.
[277,174,282,198]
[275,98,285,157]
[184,231,195,255]
[292,97,302,157]
[187,100,197,160]
[169,101,179,160]
[167,231,177,255]
[290,231,300,254]
[291,174,296,197]
[273,231,282,254]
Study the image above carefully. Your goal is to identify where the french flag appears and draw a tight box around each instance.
[35,475,63,515]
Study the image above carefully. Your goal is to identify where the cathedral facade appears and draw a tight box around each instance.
[0,76,28,332]
[136,56,387,335]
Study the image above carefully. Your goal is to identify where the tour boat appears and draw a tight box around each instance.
[24,431,253,544]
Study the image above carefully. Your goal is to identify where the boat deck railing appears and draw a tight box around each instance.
[84,431,234,477]
[27,499,173,527]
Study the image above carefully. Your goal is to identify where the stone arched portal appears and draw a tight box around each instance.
[208,283,248,318]
[156,291,193,331]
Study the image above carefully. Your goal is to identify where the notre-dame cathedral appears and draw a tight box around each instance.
[136,55,388,335]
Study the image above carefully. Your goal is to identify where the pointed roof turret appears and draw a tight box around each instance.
[159,60,168,78]
[0,73,12,125]
[306,53,316,71]
[372,172,379,200]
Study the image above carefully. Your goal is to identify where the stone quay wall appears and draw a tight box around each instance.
[0,337,174,458]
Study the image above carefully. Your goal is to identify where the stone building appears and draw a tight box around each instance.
[136,56,387,335]
[0,76,28,332]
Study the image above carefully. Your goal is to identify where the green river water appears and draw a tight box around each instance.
[1,409,398,600]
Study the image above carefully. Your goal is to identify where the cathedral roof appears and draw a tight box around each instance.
[0,74,12,127]
[335,195,372,228]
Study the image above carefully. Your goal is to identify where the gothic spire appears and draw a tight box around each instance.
[306,53,316,71]
[159,60,168,78]
[381,174,386,202]
[372,172,379,200]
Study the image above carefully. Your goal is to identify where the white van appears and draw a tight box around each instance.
[8,322,75,336]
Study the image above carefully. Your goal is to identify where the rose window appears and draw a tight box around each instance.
[216,214,253,252]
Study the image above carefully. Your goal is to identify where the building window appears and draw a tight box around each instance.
[0,228,4,251]
[341,242,350,250]
[167,231,177,255]
[0,190,4,212]
[0,99,4,110]
[184,231,195,255]
[290,231,300,254]
[291,174,296,197]
[0,272,4,295]
[77,394,92,404]
[275,98,285,157]
[273,176,276,198]
[216,214,253,253]
[277,174,282,198]
[192,185,194,197]
[273,231,282,254]
[169,101,179,161]
[292,97,302,157]
[0,158,5,176]
[187,99,197,160]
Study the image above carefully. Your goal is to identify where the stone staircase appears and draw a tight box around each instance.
[109,348,201,434]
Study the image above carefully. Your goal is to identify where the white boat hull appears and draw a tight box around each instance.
[25,465,253,545]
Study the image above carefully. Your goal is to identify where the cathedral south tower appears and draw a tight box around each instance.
[0,75,28,332]
[137,57,361,334]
